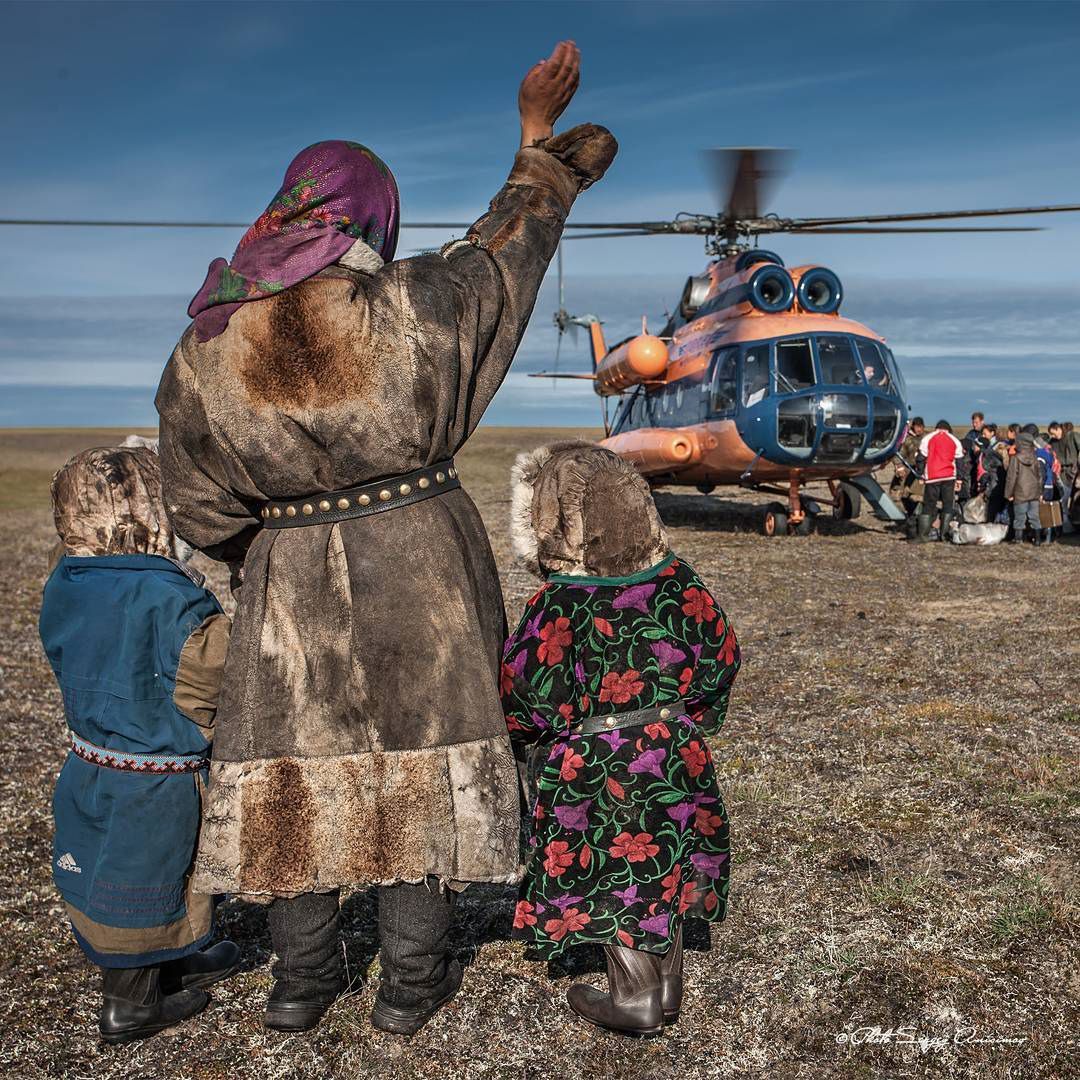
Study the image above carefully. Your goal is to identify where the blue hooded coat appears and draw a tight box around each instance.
[41,553,225,967]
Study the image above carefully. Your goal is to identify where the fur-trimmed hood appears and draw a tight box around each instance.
[511,441,668,579]
[51,445,180,559]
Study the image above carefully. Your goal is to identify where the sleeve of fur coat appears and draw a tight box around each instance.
[397,124,617,443]
[156,343,262,579]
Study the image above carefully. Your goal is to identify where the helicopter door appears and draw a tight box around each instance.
[708,348,738,417]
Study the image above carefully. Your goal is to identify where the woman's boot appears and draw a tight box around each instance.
[659,926,683,1025]
[99,965,208,1044]
[567,945,664,1036]
[264,891,344,1032]
[371,878,461,1035]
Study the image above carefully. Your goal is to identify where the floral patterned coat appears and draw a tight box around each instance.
[502,552,740,956]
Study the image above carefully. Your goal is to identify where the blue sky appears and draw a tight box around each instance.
[1,0,1078,426]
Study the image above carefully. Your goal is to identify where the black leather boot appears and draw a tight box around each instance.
[99,965,208,1045]
[566,945,664,1037]
[264,892,344,1032]
[371,878,460,1035]
[659,926,683,1025]
[160,940,241,993]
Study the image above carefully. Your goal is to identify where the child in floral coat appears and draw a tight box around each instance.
[502,442,740,1036]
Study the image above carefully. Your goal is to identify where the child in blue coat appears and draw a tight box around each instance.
[40,444,239,1043]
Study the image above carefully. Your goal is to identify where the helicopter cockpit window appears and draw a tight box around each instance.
[817,336,862,386]
[855,338,892,390]
[775,338,814,393]
[709,348,738,415]
[742,344,769,406]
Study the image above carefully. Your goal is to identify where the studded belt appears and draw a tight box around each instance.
[571,699,687,736]
[260,459,460,529]
[70,733,209,774]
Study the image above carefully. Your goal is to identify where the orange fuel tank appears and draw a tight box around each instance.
[594,334,668,396]
[602,427,704,476]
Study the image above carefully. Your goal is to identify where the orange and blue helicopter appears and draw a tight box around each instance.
[535,149,1080,535]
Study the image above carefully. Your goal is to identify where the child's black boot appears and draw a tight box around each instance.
[160,939,242,993]
[99,965,207,1044]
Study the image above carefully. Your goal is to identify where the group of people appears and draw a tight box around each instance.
[39,44,742,1046]
[890,411,1079,545]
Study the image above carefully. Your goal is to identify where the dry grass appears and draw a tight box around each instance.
[0,427,1077,1080]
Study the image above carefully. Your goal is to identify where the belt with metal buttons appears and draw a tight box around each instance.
[260,460,460,529]
[571,699,687,736]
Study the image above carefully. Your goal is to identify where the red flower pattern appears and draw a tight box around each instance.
[680,740,709,778]
[599,669,645,705]
[543,841,575,877]
[609,831,660,863]
[681,587,716,624]
[661,865,682,901]
[544,907,591,942]
[559,747,585,781]
[513,900,538,928]
[537,616,573,666]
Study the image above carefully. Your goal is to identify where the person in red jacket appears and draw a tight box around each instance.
[916,420,966,542]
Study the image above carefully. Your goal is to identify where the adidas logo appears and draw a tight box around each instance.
[57,852,82,874]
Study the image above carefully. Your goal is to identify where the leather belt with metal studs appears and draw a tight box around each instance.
[571,699,688,736]
[260,459,460,529]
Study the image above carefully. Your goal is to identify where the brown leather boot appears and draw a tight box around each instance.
[566,945,664,1037]
[659,926,683,1025]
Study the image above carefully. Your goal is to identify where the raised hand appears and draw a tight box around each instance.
[518,40,581,148]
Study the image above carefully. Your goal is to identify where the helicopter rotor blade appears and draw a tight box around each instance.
[562,230,663,239]
[784,225,1045,234]
[704,147,793,221]
[775,203,1080,228]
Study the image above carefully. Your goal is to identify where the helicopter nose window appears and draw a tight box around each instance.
[821,393,868,430]
[869,402,901,453]
[777,396,816,457]
[742,344,769,405]
[855,338,892,390]
[775,338,814,392]
[817,335,862,385]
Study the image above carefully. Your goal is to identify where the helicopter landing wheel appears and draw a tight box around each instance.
[832,485,862,521]
[763,503,788,537]
[793,514,813,536]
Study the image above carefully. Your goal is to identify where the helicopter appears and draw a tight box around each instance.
[534,149,1080,536]
[5,155,1078,537]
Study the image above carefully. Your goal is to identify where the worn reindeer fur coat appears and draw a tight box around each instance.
[155,126,618,899]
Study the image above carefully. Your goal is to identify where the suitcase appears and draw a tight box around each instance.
[1039,501,1063,528]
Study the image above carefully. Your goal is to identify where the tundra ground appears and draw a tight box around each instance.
[0,428,1076,1080]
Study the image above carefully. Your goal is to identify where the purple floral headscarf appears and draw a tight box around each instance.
[188,140,399,341]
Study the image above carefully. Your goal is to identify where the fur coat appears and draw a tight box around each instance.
[155,126,618,899]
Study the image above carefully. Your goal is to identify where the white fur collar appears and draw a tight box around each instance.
[510,445,552,575]
[337,237,384,274]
